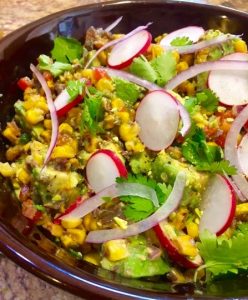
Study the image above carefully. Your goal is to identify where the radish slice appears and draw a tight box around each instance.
[108,30,152,69]
[208,53,248,106]
[199,175,236,236]
[84,22,152,69]
[86,172,186,243]
[162,34,237,55]
[104,16,123,32]
[135,90,179,151]
[86,149,127,193]
[30,64,58,167]
[58,182,160,221]
[160,26,204,47]
[96,67,191,137]
[165,60,248,91]
[54,90,83,117]
[225,104,248,200]
[238,133,248,176]
[154,221,202,269]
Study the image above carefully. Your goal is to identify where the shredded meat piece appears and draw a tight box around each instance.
[84,26,112,50]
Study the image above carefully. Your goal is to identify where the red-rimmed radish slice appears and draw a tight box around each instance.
[154,221,202,269]
[238,133,248,176]
[135,90,179,151]
[54,89,83,117]
[199,175,236,236]
[108,30,152,69]
[86,149,127,193]
[208,53,248,106]
[160,26,204,47]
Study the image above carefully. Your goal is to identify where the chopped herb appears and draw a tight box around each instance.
[38,54,72,77]
[66,80,85,101]
[19,133,31,144]
[130,56,157,83]
[51,36,83,63]
[68,249,83,260]
[34,204,45,212]
[114,78,141,105]
[170,36,193,46]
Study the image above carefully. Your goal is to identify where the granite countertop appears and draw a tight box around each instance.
[0,0,247,299]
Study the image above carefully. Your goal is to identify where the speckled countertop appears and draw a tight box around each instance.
[0,0,247,299]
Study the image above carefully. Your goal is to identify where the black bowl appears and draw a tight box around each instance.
[1,1,248,299]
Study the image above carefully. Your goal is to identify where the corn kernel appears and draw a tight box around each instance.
[90,219,99,231]
[174,235,198,257]
[44,119,52,129]
[234,39,247,53]
[40,130,51,143]
[51,145,77,159]
[125,139,145,153]
[25,108,44,125]
[0,162,15,177]
[67,228,86,245]
[236,203,248,216]
[117,112,130,123]
[181,53,194,66]
[186,221,199,239]
[6,145,22,161]
[112,98,125,110]
[81,69,94,82]
[61,219,82,229]
[119,122,140,142]
[150,44,164,59]
[59,123,73,135]
[83,252,100,266]
[47,80,54,89]
[2,122,20,144]
[104,114,115,130]
[176,61,189,73]
[114,217,128,229]
[51,224,64,237]
[60,235,75,248]
[16,167,31,184]
[84,137,99,153]
[103,239,129,261]
[95,78,114,93]
[98,51,107,65]
[83,214,92,231]
[172,51,180,63]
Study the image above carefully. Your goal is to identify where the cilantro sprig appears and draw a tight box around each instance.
[116,174,172,222]
[170,36,193,46]
[182,127,236,175]
[114,78,141,106]
[38,54,72,77]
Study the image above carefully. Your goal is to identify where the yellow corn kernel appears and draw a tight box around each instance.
[104,114,115,130]
[95,78,114,93]
[119,122,140,142]
[103,239,129,261]
[174,235,198,257]
[171,207,188,230]
[25,108,44,125]
[51,145,77,159]
[184,81,195,96]
[98,51,107,65]
[186,221,199,239]
[125,139,145,153]
[176,61,189,73]
[60,235,75,248]
[59,123,73,135]
[81,69,94,81]
[195,48,209,64]
[150,44,164,59]
[114,217,128,229]
[2,122,20,144]
[16,167,30,184]
[6,145,22,161]
[181,53,194,66]
[40,130,51,143]
[51,224,64,237]
[47,80,54,89]
[112,98,125,110]
[112,34,124,40]
[117,112,130,123]
[172,51,180,63]
[192,112,208,127]
[83,213,92,231]
[84,137,99,153]
[234,39,247,53]
[236,203,248,216]
[83,252,100,266]
[52,195,62,201]
[44,119,52,129]
[67,228,86,245]
[90,219,99,231]
[0,162,15,177]
[61,219,82,229]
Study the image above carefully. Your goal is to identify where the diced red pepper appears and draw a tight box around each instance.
[93,68,109,81]
[17,76,32,91]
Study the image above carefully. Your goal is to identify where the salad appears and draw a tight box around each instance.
[1,17,248,284]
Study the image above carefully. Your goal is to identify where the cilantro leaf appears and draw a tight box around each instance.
[116,174,171,222]
[114,78,141,105]
[66,80,85,101]
[81,88,104,134]
[170,36,193,46]
[51,36,83,63]
[38,54,72,77]
[130,56,157,83]
[150,52,176,86]
[198,229,248,277]
[196,89,219,112]
[196,160,237,175]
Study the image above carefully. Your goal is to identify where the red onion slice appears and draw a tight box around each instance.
[84,22,152,69]
[162,34,238,55]
[86,171,186,243]
[223,172,246,202]
[104,16,123,32]
[224,104,248,201]
[97,67,191,136]
[59,182,159,221]
[165,60,248,91]
[30,64,58,167]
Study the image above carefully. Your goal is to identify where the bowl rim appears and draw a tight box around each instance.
[1,0,248,299]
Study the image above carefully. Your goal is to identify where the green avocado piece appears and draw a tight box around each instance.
[101,236,170,278]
